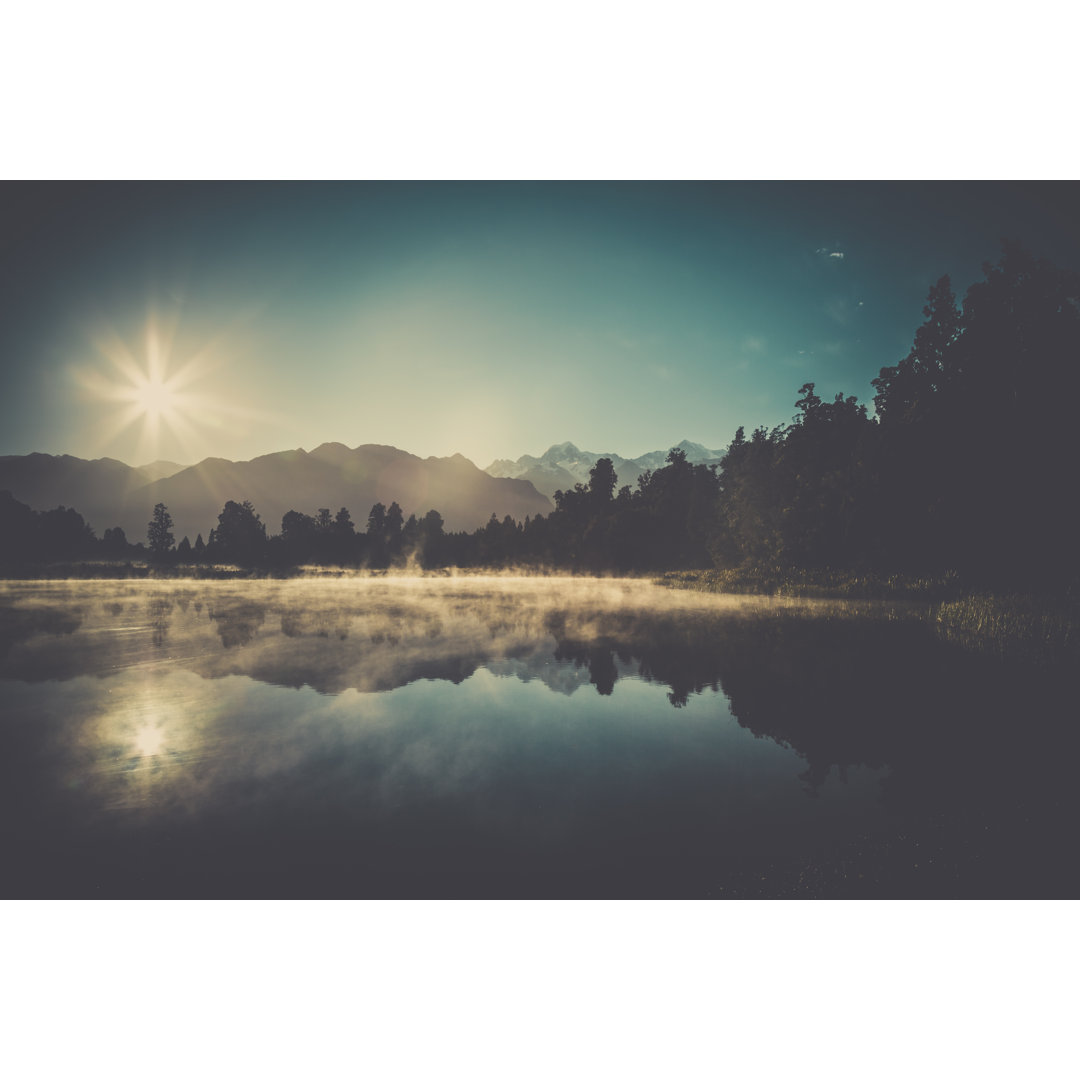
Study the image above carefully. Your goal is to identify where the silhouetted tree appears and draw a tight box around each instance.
[385,501,404,561]
[147,503,174,557]
[0,490,38,564]
[777,384,875,567]
[873,276,961,426]
[714,425,786,567]
[281,510,318,562]
[868,242,1080,583]
[38,506,96,560]
[332,507,357,564]
[366,502,386,536]
[211,500,267,566]
[589,457,618,503]
[420,509,446,566]
[102,526,129,557]
[401,514,421,559]
[630,448,721,568]
[366,502,388,567]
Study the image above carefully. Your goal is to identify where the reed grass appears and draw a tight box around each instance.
[658,568,1080,666]
[934,594,1079,666]
[656,567,964,601]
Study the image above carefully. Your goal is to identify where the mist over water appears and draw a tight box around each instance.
[1,576,1076,897]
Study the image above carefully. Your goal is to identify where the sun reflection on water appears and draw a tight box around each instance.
[133,721,167,758]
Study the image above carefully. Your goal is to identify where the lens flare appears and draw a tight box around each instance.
[71,300,287,466]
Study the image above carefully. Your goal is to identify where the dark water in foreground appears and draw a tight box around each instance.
[1,576,1076,898]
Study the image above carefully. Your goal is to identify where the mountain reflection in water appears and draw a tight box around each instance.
[0,577,1076,898]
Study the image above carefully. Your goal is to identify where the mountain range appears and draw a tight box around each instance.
[0,437,726,545]
[484,439,725,499]
[0,445,552,545]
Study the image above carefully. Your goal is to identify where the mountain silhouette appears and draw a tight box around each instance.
[0,444,552,543]
[0,453,173,532]
[485,439,724,498]
[134,459,185,483]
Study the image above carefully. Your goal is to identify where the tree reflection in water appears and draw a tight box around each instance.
[0,578,1076,897]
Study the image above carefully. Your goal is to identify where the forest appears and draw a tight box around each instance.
[2,243,1078,592]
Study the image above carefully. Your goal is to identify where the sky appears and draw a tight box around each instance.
[2,180,1078,470]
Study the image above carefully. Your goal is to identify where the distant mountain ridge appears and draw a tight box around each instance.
[0,439,725,545]
[0,453,175,516]
[485,439,725,499]
[136,460,186,483]
[0,444,552,544]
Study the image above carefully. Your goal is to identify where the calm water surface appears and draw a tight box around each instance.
[1,576,1076,897]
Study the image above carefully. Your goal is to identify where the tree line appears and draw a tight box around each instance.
[3,243,1076,588]
[705,241,1080,588]
[0,454,725,571]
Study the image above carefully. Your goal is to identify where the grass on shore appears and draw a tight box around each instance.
[655,566,965,601]
[934,594,1079,666]
[657,567,1080,667]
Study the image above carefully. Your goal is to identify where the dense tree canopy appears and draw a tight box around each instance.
[870,243,1080,583]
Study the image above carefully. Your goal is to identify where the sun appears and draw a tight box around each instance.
[110,346,194,453]
[133,375,179,423]
[74,303,282,465]
[74,311,216,462]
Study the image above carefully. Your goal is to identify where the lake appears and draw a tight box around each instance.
[1,575,1076,898]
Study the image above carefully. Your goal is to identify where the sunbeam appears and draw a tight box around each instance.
[72,306,286,466]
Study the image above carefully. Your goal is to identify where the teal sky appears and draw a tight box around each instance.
[2,181,1077,469]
